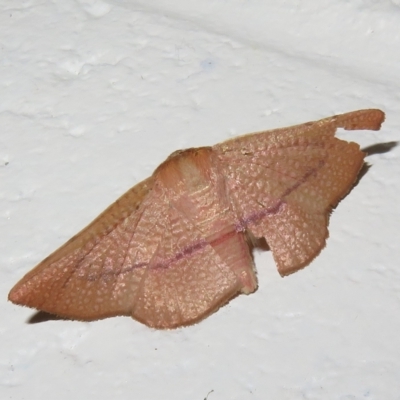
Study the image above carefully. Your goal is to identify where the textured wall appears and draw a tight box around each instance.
[1,1,399,399]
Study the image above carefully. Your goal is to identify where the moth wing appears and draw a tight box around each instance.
[214,109,385,275]
[8,177,156,319]
[130,186,249,329]
[9,176,248,328]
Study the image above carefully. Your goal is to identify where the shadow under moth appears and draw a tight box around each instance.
[9,109,385,329]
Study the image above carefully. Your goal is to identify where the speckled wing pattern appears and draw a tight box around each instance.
[130,148,256,328]
[8,109,385,328]
[9,148,256,328]
[130,186,250,329]
[214,109,385,275]
[8,177,155,321]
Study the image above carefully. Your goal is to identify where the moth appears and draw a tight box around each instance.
[9,109,385,329]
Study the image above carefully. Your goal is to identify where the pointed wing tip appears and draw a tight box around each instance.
[8,277,38,308]
[277,265,303,277]
[369,109,385,130]
[277,260,316,277]
[8,284,28,307]
[340,109,385,131]
[275,241,327,278]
